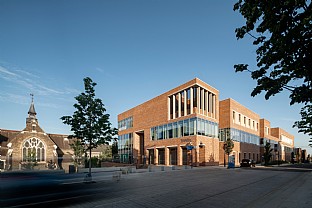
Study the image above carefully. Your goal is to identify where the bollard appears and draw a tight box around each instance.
[148,165,152,172]
[161,166,164,171]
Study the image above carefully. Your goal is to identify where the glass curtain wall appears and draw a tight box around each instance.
[118,133,133,163]
[150,117,219,140]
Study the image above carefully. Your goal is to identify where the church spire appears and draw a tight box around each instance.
[28,93,37,118]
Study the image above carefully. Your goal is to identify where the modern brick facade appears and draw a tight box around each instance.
[219,98,261,166]
[118,78,220,166]
[118,78,296,167]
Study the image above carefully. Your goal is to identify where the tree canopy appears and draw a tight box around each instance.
[224,138,234,156]
[61,77,117,177]
[263,141,273,166]
[234,0,312,143]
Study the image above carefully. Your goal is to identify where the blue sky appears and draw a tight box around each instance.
[0,0,310,154]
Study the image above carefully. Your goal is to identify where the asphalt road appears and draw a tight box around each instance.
[1,166,312,208]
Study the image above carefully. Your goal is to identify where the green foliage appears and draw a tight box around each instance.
[61,77,117,149]
[70,139,85,171]
[263,142,273,166]
[294,105,312,146]
[234,0,312,144]
[112,139,118,156]
[23,150,38,170]
[61,77,118,174]
[99,146,112,161]
[224,138,234,156]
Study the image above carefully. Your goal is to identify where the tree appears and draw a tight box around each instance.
[112,138,118,156]
[99,146,112,161]
[224,138,234,168]
[294,105,312,147]
[70,139,85,172]
[263,141,273,166]
[233,1,312,144]
[61,77,117,180]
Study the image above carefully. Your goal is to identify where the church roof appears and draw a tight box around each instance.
[28,101,36,118]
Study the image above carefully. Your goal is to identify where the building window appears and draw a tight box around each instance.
[238,114,241,123]
[183,119,189,136]
[193,87,197,108]
[168,123,173,138]
[22,138,45,162]
[265,126,269,135]
[118,117,133,131]
[158,126,164,140]
[187,89,191,114]
[233,111,235,123]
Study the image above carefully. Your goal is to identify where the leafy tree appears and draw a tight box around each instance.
[112,138,118,156]
[224,138,234,168]
[70,139,85,172]
[23,150,37,170]
[61,77,117,180]
[294,105,312,147]
[263,141,273,166]
[233,1,312,144]
[99,146,113,161]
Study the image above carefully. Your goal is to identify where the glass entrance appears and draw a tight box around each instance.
[158,149,165,165]
[148,149,154,164]
[182,147,188,165]
[169,148,177,165]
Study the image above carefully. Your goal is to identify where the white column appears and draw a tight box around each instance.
[201,89,204,115]
[196,87,200,114]
[173,95,176,119]
[209,92,212,116]
[190,87,193,114]
[213,94,216,118]
[168,97,171,120]
[205,91,208,117]
[184,90,187,116]
[178,92,181,118]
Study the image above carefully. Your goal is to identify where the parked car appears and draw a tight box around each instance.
[240,159,256,167]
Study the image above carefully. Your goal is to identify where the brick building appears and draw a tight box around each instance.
[118,78,296,167]
[118,78,220,166]
[219,98,261,166]
[0,98,73,171]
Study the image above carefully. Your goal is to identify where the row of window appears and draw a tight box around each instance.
[260,138,278,146]
[219,128,260,145]
[150,117,218,140]
[232,111,259,131]
[118,116,133,131]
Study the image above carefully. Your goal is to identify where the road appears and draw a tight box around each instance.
[1,166,312,207]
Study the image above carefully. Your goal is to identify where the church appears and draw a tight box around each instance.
[0,98,73,171]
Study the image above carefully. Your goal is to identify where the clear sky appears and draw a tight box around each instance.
[0,0,310,154]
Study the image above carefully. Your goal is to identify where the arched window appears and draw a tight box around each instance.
[22,138,45,162]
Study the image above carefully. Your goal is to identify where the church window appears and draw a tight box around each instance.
[22,138,46,162]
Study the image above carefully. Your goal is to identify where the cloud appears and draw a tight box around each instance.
[0,66,17,76]
[0,93,29,105]
[0,64,79,97]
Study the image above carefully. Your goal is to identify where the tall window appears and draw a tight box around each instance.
[22,138,45,162]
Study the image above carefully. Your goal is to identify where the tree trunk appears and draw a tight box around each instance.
[89,147,92,176]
